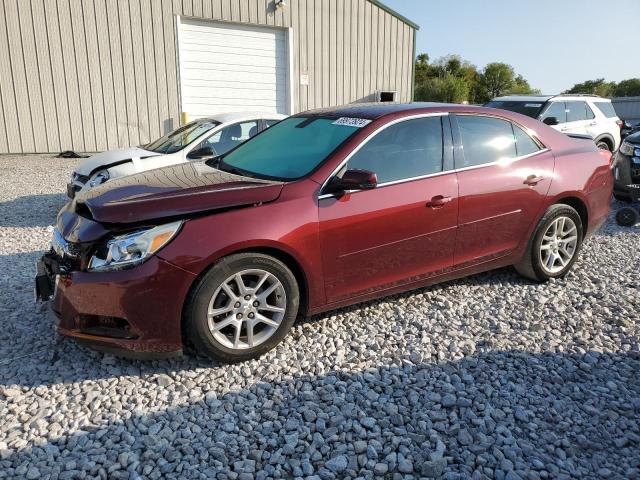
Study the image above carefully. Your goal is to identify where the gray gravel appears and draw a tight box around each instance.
[0,154,639,479]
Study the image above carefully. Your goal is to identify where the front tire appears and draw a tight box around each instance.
[515,204,583,281]
[184,253,299,363]
[616,207,639,227]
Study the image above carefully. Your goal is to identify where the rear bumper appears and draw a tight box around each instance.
[47,256,196,358]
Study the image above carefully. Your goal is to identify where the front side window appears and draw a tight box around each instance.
[198,121,258,156]
[346,116,444,184]
[457,115,517,168]
[219,117,361,180]
[566,101,588,122]
[541,102,567,124]
[145,120,219,154]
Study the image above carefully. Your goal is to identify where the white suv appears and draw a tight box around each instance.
[486,95,622,151]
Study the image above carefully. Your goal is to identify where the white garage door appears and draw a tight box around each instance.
[178,19,290,118]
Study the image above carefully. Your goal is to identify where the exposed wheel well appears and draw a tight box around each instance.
[555,197,588,230]
[208,247,309,317]
[594,135,613,150]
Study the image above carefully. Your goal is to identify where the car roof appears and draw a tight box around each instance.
[297,102,458,121]
[197,111,287,124]
[491,95,554,102]
[492,94,611,103]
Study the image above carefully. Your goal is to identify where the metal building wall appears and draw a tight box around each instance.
[612,97,640,121]
[0,0,416,154]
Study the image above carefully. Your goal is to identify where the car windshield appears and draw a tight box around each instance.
[216,116,362,180]
[145,120,220,154]
[485,101,545,119]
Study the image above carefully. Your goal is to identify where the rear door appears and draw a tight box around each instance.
[564,101,591,136]
[318,114,458,303]
[452,114,555,268]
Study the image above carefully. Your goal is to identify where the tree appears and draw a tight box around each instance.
[478,63,515,102]
[506,75,539,95]
[613,79,640,97]
[415,74,469,103]
[412,53,536,104]
[564,79,615,97]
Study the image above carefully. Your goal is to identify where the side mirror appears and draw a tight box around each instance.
[543,117,559,126]
[188,146,215,159]
[326,169,378,194]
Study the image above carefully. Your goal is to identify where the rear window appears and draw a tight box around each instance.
[594,102,618,118]
[484,101,545,119]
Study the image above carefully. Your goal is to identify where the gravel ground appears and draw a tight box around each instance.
[0,154,639,480]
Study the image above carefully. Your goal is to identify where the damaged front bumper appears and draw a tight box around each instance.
[35,250,196,359]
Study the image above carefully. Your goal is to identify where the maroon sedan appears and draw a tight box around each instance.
[36,103,613,362]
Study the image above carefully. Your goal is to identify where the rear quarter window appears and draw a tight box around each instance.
[594,102,618,118]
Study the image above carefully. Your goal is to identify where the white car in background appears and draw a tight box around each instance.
[67,112,286,198]
[486,94,622,151]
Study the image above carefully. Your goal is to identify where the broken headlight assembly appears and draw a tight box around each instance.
[89,169,110,187]
[88,221,183,271]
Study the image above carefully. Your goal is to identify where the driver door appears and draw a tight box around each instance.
[318,115,458,304]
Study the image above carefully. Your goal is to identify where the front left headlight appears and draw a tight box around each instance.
[88,221,183,271]
[89,169,110,187]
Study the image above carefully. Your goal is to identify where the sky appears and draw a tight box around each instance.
[382,0,639,94]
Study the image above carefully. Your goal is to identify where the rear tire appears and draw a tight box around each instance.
[515,204,583,281]
[596,140,611,151]
[184,253,299,363]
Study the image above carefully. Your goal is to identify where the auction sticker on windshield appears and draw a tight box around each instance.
[332,117,372,128]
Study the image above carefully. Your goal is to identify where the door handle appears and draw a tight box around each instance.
[524,174,544,186]
[426,195,452,208]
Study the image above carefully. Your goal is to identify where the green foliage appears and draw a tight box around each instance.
[613,79,640,98]
[413,53,536,104]
[564,78,616,97]
[415,74,469,103]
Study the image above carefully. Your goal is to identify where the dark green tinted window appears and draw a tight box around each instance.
[221,117,360,180]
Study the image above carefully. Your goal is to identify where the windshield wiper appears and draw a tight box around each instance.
[215,158,255,178]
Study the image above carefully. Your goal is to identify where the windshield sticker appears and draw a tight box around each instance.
[332,117,372,128]
[525,103,542,107]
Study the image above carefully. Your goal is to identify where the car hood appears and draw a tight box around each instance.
[72,161,284,225]
[625,130,640,145]
[75,146,162,176]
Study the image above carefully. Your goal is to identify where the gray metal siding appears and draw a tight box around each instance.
[612,97,640,121]
[0,0,416,154]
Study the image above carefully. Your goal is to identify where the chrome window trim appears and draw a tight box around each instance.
[318,112,448,199]
[452,148,550,174]
[454,112,547,150]
[318,111,550,200]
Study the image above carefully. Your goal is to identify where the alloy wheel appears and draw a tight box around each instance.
[539,216,578,274]
[207,269,287,350]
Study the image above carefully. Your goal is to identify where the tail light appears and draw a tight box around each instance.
[598,149,613,167]
[616,119,624,130]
